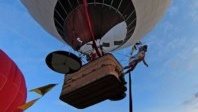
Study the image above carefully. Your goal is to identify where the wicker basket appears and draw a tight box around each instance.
[60,53,126,109]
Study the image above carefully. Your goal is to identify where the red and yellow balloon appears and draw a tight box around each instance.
[0,50,27,112]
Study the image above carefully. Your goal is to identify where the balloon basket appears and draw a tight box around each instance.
[59,53,126,109]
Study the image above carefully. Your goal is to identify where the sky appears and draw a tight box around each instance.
[0,0,198,112]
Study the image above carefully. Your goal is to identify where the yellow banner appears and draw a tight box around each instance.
[30,84,57,96]
[18,98,40,110]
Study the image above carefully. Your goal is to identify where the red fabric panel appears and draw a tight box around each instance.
[64,4,122,50]
[0,50,27,112]
[65,6,91,49]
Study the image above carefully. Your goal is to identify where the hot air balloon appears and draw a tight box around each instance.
[21,0,171,109]
[0,50,27,112]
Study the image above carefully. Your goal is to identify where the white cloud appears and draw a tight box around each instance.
[182,92,198,112]
[189,0,198,23]
[137,1,198,111]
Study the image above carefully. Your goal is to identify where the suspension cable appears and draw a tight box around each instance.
[129,71,133,112]
[83,0,102,57]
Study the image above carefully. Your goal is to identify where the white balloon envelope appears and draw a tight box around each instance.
[21,0,171,53]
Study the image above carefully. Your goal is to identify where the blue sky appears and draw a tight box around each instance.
[1,0,198,112]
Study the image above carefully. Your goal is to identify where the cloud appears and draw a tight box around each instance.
[182,92,198,112]
[195,92,198,98]
[185,101,198,112]
[189,0,198,23]
[181,92,198,112]
[137,2,198,111]
[144,11,198,71]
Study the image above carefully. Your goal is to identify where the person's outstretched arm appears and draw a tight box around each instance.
[142,58,148,67]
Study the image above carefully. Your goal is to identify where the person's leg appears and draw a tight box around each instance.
[124,61,139,74]
[123,65,130,70]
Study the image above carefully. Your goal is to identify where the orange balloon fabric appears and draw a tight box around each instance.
[0,50,27,112]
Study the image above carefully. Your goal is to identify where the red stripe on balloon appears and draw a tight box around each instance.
[83,0,101,57]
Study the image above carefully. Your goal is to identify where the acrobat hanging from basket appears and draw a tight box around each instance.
[123,42,149,74]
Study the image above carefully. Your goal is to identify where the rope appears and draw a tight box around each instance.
[129,71,133,112]
[83,0,101,57]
